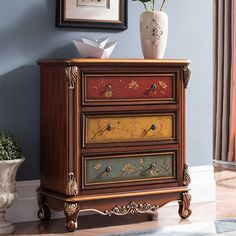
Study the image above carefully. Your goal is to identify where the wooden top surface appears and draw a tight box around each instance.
[38,58,191,66]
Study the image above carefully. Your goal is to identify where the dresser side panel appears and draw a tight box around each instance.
[40,65,69,194]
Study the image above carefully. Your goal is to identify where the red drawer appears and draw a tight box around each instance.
[82,73,176,106]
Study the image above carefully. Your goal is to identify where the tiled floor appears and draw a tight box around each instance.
[107,219,236,236]
[14,165,236,235]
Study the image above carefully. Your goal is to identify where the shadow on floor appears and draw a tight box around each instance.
[15,213,157,235]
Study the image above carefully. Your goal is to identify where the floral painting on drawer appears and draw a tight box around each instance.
[84,152,175,186]
[85,114,175,144]
[84,74,175,102]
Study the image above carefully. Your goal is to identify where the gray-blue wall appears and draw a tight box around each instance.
[0,0,213,180]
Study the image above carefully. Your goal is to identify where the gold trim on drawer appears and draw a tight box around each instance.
[85,113,175,144]
[83,151,176,186]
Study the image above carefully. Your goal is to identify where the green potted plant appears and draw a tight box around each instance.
[0,129,25,235]
[133,0,168,59]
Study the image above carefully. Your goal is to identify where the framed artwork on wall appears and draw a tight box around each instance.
[56,0,128,30]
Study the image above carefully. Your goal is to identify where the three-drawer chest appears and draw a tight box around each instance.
[37,59,192,232]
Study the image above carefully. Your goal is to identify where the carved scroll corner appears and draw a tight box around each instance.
[65,66,78,90]
[183,164,191,186]
[183,65,192,89]
[104,202,159,217]
[66,172,79,196]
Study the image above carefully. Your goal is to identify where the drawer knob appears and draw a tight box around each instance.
[149,163,156,170]
[151,124,157,131]
[107,124,112,131]
[143,124,158,136]
[105,166,112,173]
[151,84,157,90]
[106,85,112,91]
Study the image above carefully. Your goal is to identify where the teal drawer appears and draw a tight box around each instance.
[84,152,176,187]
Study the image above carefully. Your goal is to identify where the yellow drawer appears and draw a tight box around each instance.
[84,113,175,145]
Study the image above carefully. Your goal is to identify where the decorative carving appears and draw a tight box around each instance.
[65,66,78,89]
[64,203,79,216]
[66,172,79,196]
[37,193,51,221]
[183,65,191,88]
[178,192,192,219]
[64,202,80,232]
[38,205,51,222]
[104,202,159,216]
[183,164,191,186]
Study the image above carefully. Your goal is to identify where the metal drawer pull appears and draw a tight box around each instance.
[142,124,158,136]
[96,166,112,179]
[149,163,156,170]
[151,124,157,130]
[106,85,112,91]
[140,163,157,176]
[107,124,112,131]
[105,166,112,173]
[146,83,157,94]
[147,124,157,132]
[102,85,112,95]
[151,84,157,90]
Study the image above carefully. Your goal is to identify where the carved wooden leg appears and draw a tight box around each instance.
[37,193,51,222]
[64,202,80,232]
[178,192,192,219]
[147,210,159,221]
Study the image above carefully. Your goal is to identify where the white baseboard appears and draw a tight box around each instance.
[188,165,216,203]
[6,165,216,223]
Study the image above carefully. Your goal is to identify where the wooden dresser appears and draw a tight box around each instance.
[37,59,192,232]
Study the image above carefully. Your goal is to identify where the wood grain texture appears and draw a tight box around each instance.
[40,65,69,194]
[38,59,191,231]
[37,186,189,202]
[38,58,190,65]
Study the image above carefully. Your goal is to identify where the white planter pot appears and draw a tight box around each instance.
[0,158,25,235]
[140,11,168,59]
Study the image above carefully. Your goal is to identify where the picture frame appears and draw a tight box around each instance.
[56,0,128,30]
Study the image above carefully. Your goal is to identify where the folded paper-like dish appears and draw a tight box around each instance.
[73,37,117,58]
[81,37,109,48]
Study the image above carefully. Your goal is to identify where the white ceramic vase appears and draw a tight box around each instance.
[0,158,25,235]
[140,11,168,59]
